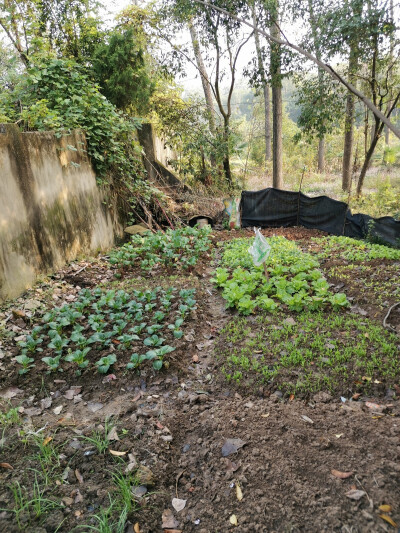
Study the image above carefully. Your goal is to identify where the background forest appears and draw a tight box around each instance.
[0,0,399,220]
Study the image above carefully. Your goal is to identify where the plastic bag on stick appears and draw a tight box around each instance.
[248,228,271,266]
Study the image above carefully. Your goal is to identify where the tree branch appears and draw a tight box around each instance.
[193,0,400,139]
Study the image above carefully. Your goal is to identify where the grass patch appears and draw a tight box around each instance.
[217,311,400,396]
[312,236,400,262]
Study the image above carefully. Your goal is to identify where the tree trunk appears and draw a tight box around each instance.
[188,21,216,135]
[307,0,325,173]
[342,42,359,191]
[364,107,369,156]
[318,138,325,172]
[385,0,394,147]
[342,92,355,191]
[270,2,283,189]
[356,122,381,195]
[252,4,271,162]
[223,120,233,187]
[263,84,272,161]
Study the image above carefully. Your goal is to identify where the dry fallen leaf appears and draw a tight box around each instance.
[331,469,353,479]
[0,387,24,399]
[53,405,63,415]
[345,489,366,501]
[43,437,53,447]
[109,449,127,457]
[365,402,382,410]
[235,482,243,501]
[0,463,13,470]
[107,426,119,441]
[230,514,238,526]
[57,415,75,427]
[289,394,295,401]
[379,504,392,513]
[221,438,246,457]
[171,498,186,512]
[73,489,84,503]
[161,509,179,529]
[379,514,397,528]
[75,469,84,484]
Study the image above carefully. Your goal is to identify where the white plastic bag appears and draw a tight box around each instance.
[248,228,271,266]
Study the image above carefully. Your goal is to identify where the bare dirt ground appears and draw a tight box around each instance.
[0,227,399,533]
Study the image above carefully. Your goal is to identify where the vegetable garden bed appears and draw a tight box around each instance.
[0,226,399,533]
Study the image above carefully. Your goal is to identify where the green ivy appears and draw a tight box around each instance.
[0,58,147,193]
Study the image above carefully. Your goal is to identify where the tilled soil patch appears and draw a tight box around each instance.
[1,228,399,533]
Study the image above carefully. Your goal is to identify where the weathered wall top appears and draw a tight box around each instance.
[0,125,122,301]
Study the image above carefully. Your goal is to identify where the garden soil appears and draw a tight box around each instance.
[0,227,399,533]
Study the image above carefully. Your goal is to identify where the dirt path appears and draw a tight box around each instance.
[0,228,399,533]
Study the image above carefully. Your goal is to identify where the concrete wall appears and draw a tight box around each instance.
[154,135,177,172]
[137,123,189,192]
[0,125,122,301]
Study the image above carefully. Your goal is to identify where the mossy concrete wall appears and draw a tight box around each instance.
[0,125,122,301]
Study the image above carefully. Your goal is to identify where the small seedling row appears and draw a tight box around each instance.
[16,286,197,376]
[109,225,212,272]
[218,311,400,394]
[312,236,400,262]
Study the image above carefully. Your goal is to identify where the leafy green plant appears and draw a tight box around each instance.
[15,354,35,374]
[18,335,44,354]
[313,235,400,261]
[13,284,195,379]
[144,334,165,347]
[129,322,147,335]
[65,348,91,369]
[218,311,400,395]
[0,404,21,429]
[117,334,139,349]
[95,354,117,374]
[42,355,61,372]
[214,236,349,315]
[146,324,163,335]
[109,226,212,272]
[47,334,69,355]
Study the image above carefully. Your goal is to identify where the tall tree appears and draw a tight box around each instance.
[306,0,325,172]
[270,0,283,189]
[251,1,271,162]
[155,0,252,188]
[342,40,359,192]
[0,0,103,66]
[92,28,155,114]
[193,0,400,140]
[188,20,216,134]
